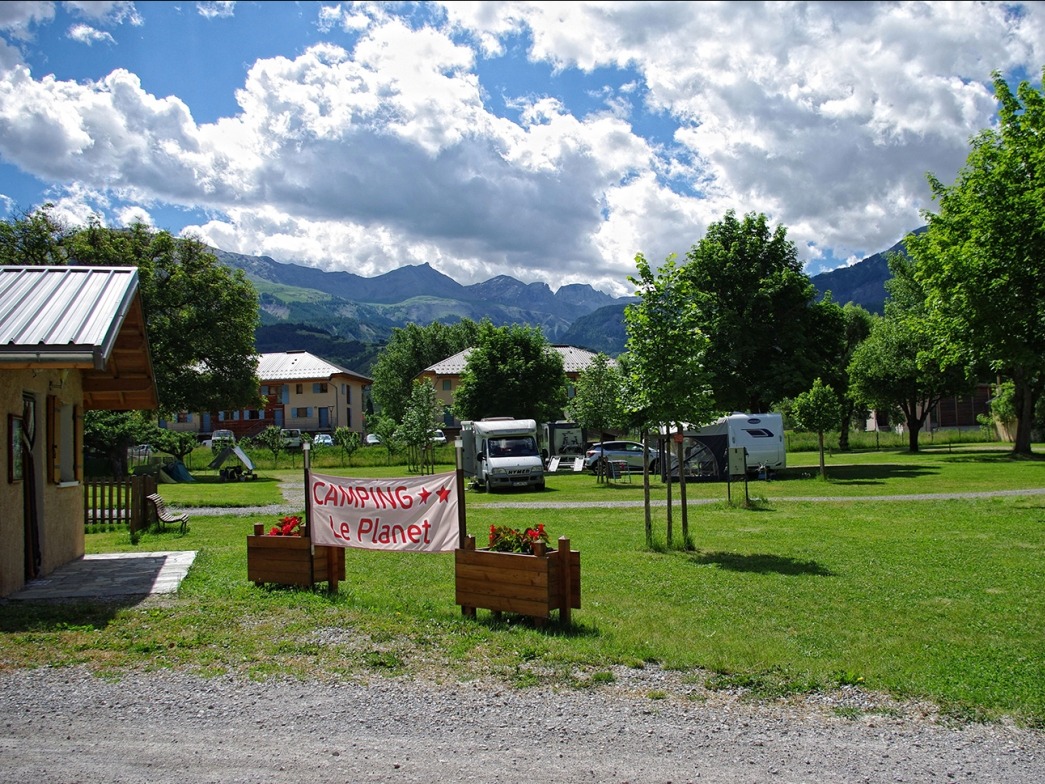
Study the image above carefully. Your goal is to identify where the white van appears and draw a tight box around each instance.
[211,429,235,453]
[280,428,303,449]
[461,418,545,491]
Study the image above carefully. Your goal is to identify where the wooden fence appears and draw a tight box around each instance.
[83,475,157,534]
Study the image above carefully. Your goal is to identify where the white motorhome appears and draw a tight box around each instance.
[685,412,786,474]
[541,421,586,459]
[461,418,546,491]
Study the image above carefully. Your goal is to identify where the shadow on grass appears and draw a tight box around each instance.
[776,464,936,486]
[688,550,835,576]
[0,600,130,632]
[469,613,600,637]
[938,451,1045,464]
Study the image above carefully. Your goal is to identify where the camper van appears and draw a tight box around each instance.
[672,413,786,477]
[461,418,545,492]
[541,421,586,459]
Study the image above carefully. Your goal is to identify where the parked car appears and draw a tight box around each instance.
[312,433,334,446]
[280,428,303,449]
[584,440,659,472]
[211,429,236,452]
[430,429,447,445]
[365,433,382,446]
[128,443,153,459]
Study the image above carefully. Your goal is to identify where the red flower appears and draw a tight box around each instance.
[266,515,303,536]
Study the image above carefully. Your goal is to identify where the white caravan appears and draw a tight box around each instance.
[461,418,546,491]
[685,412,787,474]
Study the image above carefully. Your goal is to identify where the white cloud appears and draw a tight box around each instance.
[67,23,114,45]
[1,2,1044,296]
[0,2,57,39]
[196,2,235,20]
[444,1,1045,269]
[62,2,143,26]
[116,204,152,226]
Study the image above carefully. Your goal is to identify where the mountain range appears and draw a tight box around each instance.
[212,230,918,375]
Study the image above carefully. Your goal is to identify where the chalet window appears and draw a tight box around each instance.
[294,407,310,418]
[313,382,328,394]
[442,379,451,391]
[295,384,303,395]
[343,384,351,404]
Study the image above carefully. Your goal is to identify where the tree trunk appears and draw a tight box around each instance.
[676,431,689,549]
[907,417,922,453]
[817,431,826,479]
[642,430,652,548]
[838,402,854,451]
[1012,372,1037,456]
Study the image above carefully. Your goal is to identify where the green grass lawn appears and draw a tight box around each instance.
[3,443,1043,728]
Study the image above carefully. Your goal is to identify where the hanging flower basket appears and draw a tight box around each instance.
[455,533,580,625]
[247,521,345,590]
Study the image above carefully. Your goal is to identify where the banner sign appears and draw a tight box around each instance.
[308,471,460,552]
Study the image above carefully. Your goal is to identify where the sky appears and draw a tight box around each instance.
[0,2,1043,298]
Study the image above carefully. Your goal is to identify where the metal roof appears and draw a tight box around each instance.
[422,345,609,376]
[258,351,371,383]
[0,266,158,410]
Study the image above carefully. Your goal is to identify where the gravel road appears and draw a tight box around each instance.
[1,665,1042,783]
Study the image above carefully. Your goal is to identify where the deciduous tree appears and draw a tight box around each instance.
[682,210,843,413]
[790,378,841,479]
[623,253,716,549]
[452,323,567,423]
[907,69,1045,456]
[564,353,626,441]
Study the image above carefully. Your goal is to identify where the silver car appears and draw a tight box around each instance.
[584,441,658,472]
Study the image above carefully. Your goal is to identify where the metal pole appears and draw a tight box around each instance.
[454,438,467,547]
[302,440,311,536]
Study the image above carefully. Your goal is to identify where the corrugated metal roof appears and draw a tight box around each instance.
[425,348,472,375]
[423,345,609,375]
[555,345,606,373]
[0,266,138,367]
[258,351,371,382]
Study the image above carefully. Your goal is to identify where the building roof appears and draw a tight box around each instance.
[0,266,158,410]
[422,345,609,376]
[258,350,371,383]
[555,345,608,373]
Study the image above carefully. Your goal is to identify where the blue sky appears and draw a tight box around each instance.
[1,1,1043,297]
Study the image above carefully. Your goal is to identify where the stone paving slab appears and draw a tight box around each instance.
[8,551,197,601]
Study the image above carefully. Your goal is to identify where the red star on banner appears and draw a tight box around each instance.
[418,486,431,504]
[437,485,451,502]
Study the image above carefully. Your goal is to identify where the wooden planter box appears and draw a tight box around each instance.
[455,534,580,625]
[246,533,345,590]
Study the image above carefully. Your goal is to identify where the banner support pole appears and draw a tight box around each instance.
[302,441,312,537]
[454,437,467,547]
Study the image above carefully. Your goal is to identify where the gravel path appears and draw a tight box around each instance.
[1,666,1043,784]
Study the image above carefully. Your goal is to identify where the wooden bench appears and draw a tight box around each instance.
[146,493,189,533]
